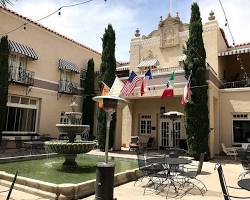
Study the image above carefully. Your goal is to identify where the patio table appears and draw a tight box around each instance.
[238,178,250,191]
[147,156,192,193]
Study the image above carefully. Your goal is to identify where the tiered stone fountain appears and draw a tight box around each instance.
[46,101,96,167]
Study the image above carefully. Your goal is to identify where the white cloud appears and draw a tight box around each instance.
[12,0,138,61]
[198,0,250,46]
[9,0,250,62]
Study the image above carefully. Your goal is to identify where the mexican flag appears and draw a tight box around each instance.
[161,71,174,99]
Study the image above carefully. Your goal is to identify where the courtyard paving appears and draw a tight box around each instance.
[0,149,249,199]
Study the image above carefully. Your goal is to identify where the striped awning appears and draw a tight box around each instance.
[137,58,159,68]
[218,47,250,57]
[58,59,80,73]
[8,40,38,60]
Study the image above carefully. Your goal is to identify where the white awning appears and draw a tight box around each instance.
[8,40,38,60]
[58,59,80,73]
[218,47,250,57]
[137,58,159,68]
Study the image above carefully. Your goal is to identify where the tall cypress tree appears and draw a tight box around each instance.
[0,36,9,143]
[97,24,116,150]
[183,3,209,159]
[82,58,95,139]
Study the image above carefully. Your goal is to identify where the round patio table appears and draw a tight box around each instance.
[238,178,250,191]
[165,157,192,165]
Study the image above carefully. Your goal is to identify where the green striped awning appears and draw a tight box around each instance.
[8,40,38,60]
[218,47,250,57]
[58,59,80,73]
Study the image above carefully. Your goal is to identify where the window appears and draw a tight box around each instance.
[5,107,37,132]
[140,115,151,134]
[60,70,72,81]
[233,120,250,143]
[80,69,86,88]
[9,54,27,69]
[4,96,38,133]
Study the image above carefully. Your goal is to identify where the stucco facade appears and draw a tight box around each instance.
[0,7,102,144]
[117,11,250,158]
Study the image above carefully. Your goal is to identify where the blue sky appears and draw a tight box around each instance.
[6,0,250,61]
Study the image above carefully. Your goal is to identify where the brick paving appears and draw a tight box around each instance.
[0,149,249,200]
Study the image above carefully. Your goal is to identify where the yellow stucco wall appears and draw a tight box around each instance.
[219,88,250,148]
[0,8,102,138]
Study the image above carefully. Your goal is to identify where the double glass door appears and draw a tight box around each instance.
[160,116,181,148]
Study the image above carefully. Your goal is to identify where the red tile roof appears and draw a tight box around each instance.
[0,6,102,56]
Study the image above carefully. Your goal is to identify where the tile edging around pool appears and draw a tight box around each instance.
[0,168,142,199]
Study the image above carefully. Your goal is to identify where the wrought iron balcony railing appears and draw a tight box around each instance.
[58,80,78,94]
[8,65,34,86]
[223,80,250,89]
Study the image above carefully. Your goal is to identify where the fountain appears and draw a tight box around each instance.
[45,101,96,167]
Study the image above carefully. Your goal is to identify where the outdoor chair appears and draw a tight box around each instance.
[178,152,207,196]
[135,148,166,194]
[0,171,18,200]
[237,149,250,180]
[222,143,238,160]
[129,136,141,151]
[0,140,8,153]
[144,137,154,150]
[216,163,250,200]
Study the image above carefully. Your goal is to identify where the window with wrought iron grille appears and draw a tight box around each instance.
[4,96,38,133]
[80,69,87,88]
[140,115,151,134]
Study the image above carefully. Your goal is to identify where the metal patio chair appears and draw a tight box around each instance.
[216,163,250,200]
[135,148,166,194]
[222,143,238,160]
[178,152,207,196]
[0,171,18,200]
[129,136,142,151]
[238,149,250,180]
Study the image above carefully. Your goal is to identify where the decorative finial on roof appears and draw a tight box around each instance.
[135,28,140,37]
[208,10,215,21]
[175,12,180,21]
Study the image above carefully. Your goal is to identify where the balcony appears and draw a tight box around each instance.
[223,80,250,89]
[8,65,34,86]
[58,80,78,95]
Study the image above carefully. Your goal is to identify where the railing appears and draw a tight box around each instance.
[223,80,250,89]
[8,65,34,86]
[137,66,184,76]
[58,80,78,94]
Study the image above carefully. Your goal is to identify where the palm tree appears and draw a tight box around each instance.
[0,0,13,7]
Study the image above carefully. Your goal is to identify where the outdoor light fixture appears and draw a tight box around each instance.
[160,106,165,115]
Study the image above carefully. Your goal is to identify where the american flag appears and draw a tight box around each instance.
[121,71,141,96]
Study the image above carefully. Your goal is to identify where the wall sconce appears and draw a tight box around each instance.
[160,106,165,115]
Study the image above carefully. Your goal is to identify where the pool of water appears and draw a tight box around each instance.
[0,154,137,184]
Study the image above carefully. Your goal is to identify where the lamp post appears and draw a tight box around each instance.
[163,111,184,148]
[92,96,127,200]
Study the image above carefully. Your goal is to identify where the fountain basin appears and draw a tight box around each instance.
[45,141,96,154]
[56,124,89,134]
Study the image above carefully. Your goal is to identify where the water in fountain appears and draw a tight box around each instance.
[45,101,96,167]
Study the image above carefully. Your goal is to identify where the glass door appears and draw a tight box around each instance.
[160,116,171,147]
[160,117,182,148]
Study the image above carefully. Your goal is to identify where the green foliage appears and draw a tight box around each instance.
[0,36,9,143]
[82,58,95,138]
[183,3,209,160]
[97,24,117,150]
